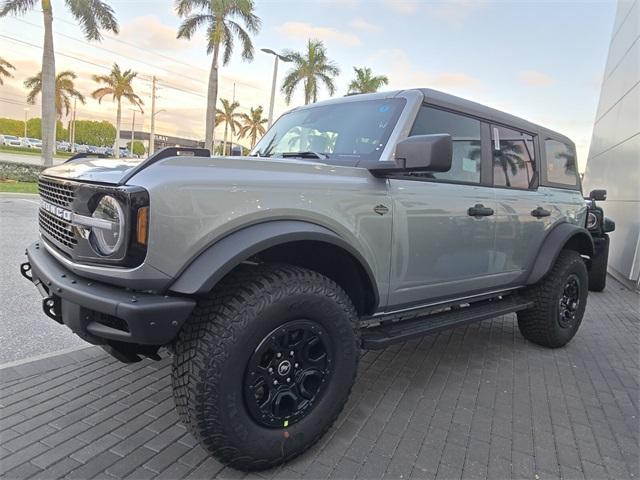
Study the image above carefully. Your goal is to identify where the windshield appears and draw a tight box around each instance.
[251,98,406,165]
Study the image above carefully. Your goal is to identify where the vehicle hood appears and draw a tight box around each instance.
[40,155,328,185]
[40,158,144,184]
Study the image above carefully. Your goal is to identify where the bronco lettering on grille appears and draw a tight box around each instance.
[41,200,72,222]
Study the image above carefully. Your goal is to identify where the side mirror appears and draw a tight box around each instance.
[590,189,607,201]
[370,134,452,174]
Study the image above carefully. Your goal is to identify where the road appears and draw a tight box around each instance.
[0,151,65,165]
[0,194,85,364]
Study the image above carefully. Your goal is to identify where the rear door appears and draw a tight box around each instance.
[490,125,556,281]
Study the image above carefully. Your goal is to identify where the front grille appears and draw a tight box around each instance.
[38,177,78,251]
[39,209,77,249]
[38,177,75,208]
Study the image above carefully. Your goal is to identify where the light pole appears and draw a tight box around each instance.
[23,108,29,139]
[150,109,166,153]
[261,48,292,128]
[129,107,143,157]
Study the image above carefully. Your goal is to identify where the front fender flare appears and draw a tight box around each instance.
[526,223,594,285]
[169,220,379,305]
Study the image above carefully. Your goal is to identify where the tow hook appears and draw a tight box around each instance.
[42,297,63,324]
[20,262,33,282]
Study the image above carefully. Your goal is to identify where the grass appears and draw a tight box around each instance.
[0,181,38,194]
[0,145,72,159]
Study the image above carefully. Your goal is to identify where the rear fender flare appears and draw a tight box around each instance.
[527,223,594,285]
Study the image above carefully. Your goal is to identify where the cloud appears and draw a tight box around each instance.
[349,18,381,31]
[382,0,418,14]
[518,71,555,87]
[382,0,484,24]
[275,22,362,47]
[370,48,481,94]
[120,16,189,52]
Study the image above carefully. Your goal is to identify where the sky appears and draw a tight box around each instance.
[0,0,617,170]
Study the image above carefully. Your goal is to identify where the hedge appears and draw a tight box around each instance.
[0,161,46,182]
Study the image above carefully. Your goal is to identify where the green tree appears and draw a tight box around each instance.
[281,39,340,105]
[127,140,145,156]
[0,118,23,136]
[0,0,119,166]
[91,63,143,158]
[73,120,116,146]
[0,57,15,85]
[215,98,242,155]
[24,70,85,145]
[25,118,66,140]
[347,66,388,94]
[238,105,267,148]
[175,0,261,153]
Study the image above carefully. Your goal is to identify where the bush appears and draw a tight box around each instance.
[0,161,46,182]
[0,118,24,137]
[127,140,146,156]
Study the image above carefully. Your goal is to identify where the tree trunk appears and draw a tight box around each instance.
[223,121,228,156]
[205,44,220,154]
[114,99,122,158]
[41,2,56,166]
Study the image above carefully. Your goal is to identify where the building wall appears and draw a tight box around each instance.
[583,0,640,288]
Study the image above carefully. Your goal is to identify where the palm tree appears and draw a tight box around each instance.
[281,39,340,105]
[25,71,85,118]
[215,98,242,155]
[91,63,143,159]
[0,0,118,166]
[495,141,526,187]
[238,106,267,148]
[348,66,388,94]
[175,0,261,154]
[0,57,15,85]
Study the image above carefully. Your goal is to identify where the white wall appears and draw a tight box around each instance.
[583,0,640,287]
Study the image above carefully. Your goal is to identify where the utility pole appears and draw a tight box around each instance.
[149,76,157,155]
[130,109,136,157]
[23,108,29,139]
[70,99,77,152]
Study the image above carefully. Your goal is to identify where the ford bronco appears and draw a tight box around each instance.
[21,88,614,470]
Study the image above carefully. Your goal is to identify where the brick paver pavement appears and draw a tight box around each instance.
[1,278,638,480]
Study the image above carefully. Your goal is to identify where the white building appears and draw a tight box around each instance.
[583,0,640,289]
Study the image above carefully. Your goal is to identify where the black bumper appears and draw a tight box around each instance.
[22,241,196,349]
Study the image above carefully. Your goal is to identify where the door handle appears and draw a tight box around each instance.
[468,204,495,217]
[531,207,551,218]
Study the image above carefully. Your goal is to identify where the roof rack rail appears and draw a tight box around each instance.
[64,152,110,163]
[118,147,210,185]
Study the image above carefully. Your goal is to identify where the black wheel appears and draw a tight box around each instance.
[517,249,588,348]
[588,235,609,292]
[171,264,360,471]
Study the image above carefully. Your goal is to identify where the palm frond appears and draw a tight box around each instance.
[0,0,38,16]
[64,0,119,41]
[176,13,214,39]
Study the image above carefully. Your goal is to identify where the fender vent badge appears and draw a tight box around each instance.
[374,204,389,216]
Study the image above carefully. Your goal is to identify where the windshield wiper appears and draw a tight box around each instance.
[279,151,329,160]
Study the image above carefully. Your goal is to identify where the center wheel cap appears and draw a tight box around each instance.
[277,360,292,376]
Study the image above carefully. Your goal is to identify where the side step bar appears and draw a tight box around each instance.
[361,296,533,350]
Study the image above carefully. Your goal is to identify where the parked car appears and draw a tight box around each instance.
[1,134,21,147]
[74,144,88,153]
[20,137,42,149]
[21,88,614,471]
[56,141,71,152]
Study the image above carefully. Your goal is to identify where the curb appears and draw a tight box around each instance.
[0,345,107,383]
[0,192,39,197]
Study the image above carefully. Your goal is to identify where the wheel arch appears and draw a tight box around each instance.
[526,223,594,285]
[169,220,379,315]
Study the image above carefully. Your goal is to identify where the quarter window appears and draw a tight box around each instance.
[409,106,481,184]
[545,139,578,186]
[492,126,537,189]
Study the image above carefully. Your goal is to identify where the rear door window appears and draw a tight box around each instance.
[545,139,578,186]
[491,126,537,189]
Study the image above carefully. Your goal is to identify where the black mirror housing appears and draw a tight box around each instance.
[369,134,453,174]
[590,189,607,201]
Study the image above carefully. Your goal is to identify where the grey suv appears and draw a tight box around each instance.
[21,88,614,470]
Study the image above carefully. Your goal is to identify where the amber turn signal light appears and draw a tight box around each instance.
[136,206,149,245]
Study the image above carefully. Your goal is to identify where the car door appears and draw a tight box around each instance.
[387,105,500,307]
[490,125,556,281]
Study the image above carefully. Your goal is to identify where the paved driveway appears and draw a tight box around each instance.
[0,195,85,363]
[0,278,638,479]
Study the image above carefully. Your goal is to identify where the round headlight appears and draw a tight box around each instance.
[587,212,598,230]
[90,195,125,255]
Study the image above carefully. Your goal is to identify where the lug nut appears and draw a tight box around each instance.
[268,367,273,373]
[286,377,291,383]
[276,352,282,358]
[273,380,278,385]
[290,350,294,356]
[294,363,299,368]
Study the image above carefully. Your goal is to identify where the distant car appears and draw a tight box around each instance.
[21,137,42,149]
[57,141,71,152]
[87,145,99,154]
[1,134,21,147]
[75,144,88,153]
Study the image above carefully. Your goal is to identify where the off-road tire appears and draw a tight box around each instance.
[171,264,360,471]
[588,236,609,292]
[517,249,588,348]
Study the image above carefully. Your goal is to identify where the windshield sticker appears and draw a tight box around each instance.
[378,104,390,113]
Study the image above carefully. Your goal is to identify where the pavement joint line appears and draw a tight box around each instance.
[0,192,39,197]
[0,345,92,371]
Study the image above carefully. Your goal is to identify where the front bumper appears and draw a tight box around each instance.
[21,241,196,358]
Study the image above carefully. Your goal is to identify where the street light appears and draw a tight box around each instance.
[23,108,29,139]
[261,48,292,128]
